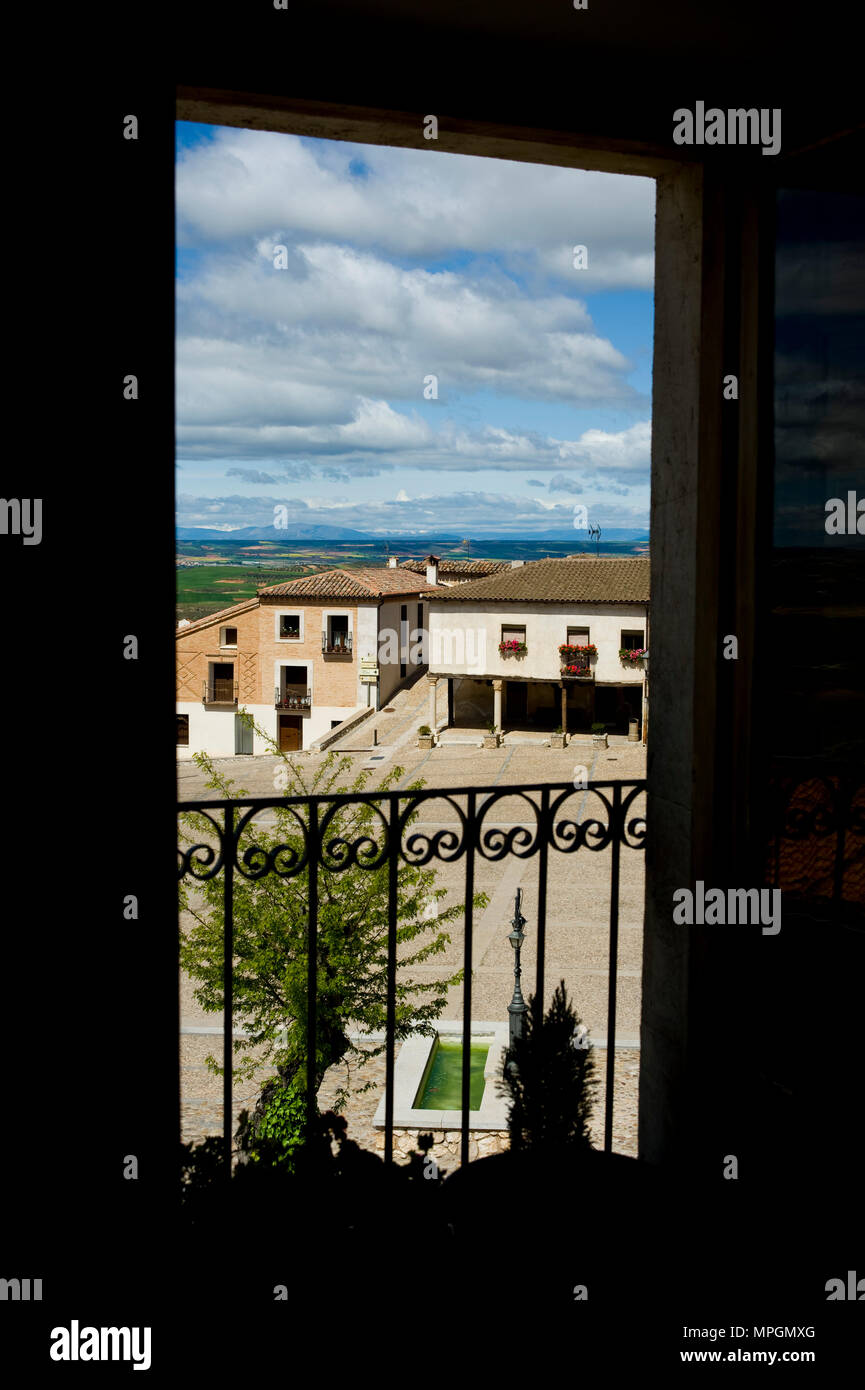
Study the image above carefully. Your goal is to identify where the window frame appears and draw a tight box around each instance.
[276,611,304,642]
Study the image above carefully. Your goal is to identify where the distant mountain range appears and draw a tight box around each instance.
[176,525,650,543]
[175,524,375,540]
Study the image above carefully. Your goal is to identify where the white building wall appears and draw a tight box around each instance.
[377,596,426,703]
[356,602,379,706]
[177,702,241,759]
[428,601,648,684]
[177,701,368,758]
[306,705,364,745]
[236,705,277,754]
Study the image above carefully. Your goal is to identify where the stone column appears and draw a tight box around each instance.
[560,681,567,734]
[427,674,439,731]
[492,678,503,731]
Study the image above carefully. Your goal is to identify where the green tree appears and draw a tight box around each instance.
[179,713,488,1166]
[500,980,598,1151]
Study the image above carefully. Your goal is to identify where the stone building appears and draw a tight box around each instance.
[175,566,440,756]
[426,556,650,737]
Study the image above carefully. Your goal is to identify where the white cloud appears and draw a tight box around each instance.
[176,126,655,530]
[177,241,640,455]
[177,128,655,288]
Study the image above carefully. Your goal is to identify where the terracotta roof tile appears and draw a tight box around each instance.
[430,556,650,604]
[257,567,441,599]
[399,558,511,577]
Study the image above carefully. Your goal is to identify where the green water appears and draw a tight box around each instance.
[415,1038,490,1110]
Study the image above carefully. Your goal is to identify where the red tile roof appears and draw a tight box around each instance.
[430,556,651,603]
[257,567,441,599]
[399,558,511,577]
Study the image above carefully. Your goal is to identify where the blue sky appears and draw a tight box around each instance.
[176,121,655,534]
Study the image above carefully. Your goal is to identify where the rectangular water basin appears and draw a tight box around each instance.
[372,1022,510,1134]
[414,1037,490,1110]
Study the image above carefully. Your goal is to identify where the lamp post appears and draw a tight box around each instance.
[507,887,528,1061]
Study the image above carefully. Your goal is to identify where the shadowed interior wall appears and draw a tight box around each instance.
[639,166,704,1163]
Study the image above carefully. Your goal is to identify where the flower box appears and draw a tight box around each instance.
[498,641,527,655]
[619,648,648,664]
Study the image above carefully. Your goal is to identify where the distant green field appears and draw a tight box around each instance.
[176,565,304,622]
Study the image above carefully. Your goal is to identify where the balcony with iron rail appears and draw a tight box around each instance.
[202,679,238,707]
[274,684,312,712]
[559,645,596,681]
[322,631,353,656]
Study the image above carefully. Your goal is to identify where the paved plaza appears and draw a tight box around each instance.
[178,671,646,1158]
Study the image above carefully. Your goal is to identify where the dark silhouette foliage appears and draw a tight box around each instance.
[499,979,598,1150]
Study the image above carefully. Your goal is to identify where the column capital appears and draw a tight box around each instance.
[492,678,503,692]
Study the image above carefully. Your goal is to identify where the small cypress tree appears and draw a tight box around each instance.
[500,980,598,1151]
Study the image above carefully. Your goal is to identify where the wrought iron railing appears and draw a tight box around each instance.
[202,679,238,705]
[561,653,594,679]
[177,778,646,1177]
[274,685,312,711]
[322,632,353,655]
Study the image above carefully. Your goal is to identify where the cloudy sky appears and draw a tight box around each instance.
[176,122,655,535]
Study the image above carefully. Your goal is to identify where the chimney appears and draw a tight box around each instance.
[387,555,398,568]
[425,554,440,586]
[510,560,525,568]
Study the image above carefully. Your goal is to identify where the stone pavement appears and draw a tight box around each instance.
[179,671,646,1159]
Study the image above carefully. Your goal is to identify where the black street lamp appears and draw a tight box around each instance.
[507,887,528,1062]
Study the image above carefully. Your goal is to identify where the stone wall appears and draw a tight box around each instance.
[374,1127,510,1168]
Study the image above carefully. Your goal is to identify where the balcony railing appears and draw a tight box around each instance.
[202,679,238,706]
[322,631,353,655]
[561,654,594,679]
[177,777,646,1177]
[274,685,312,711]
